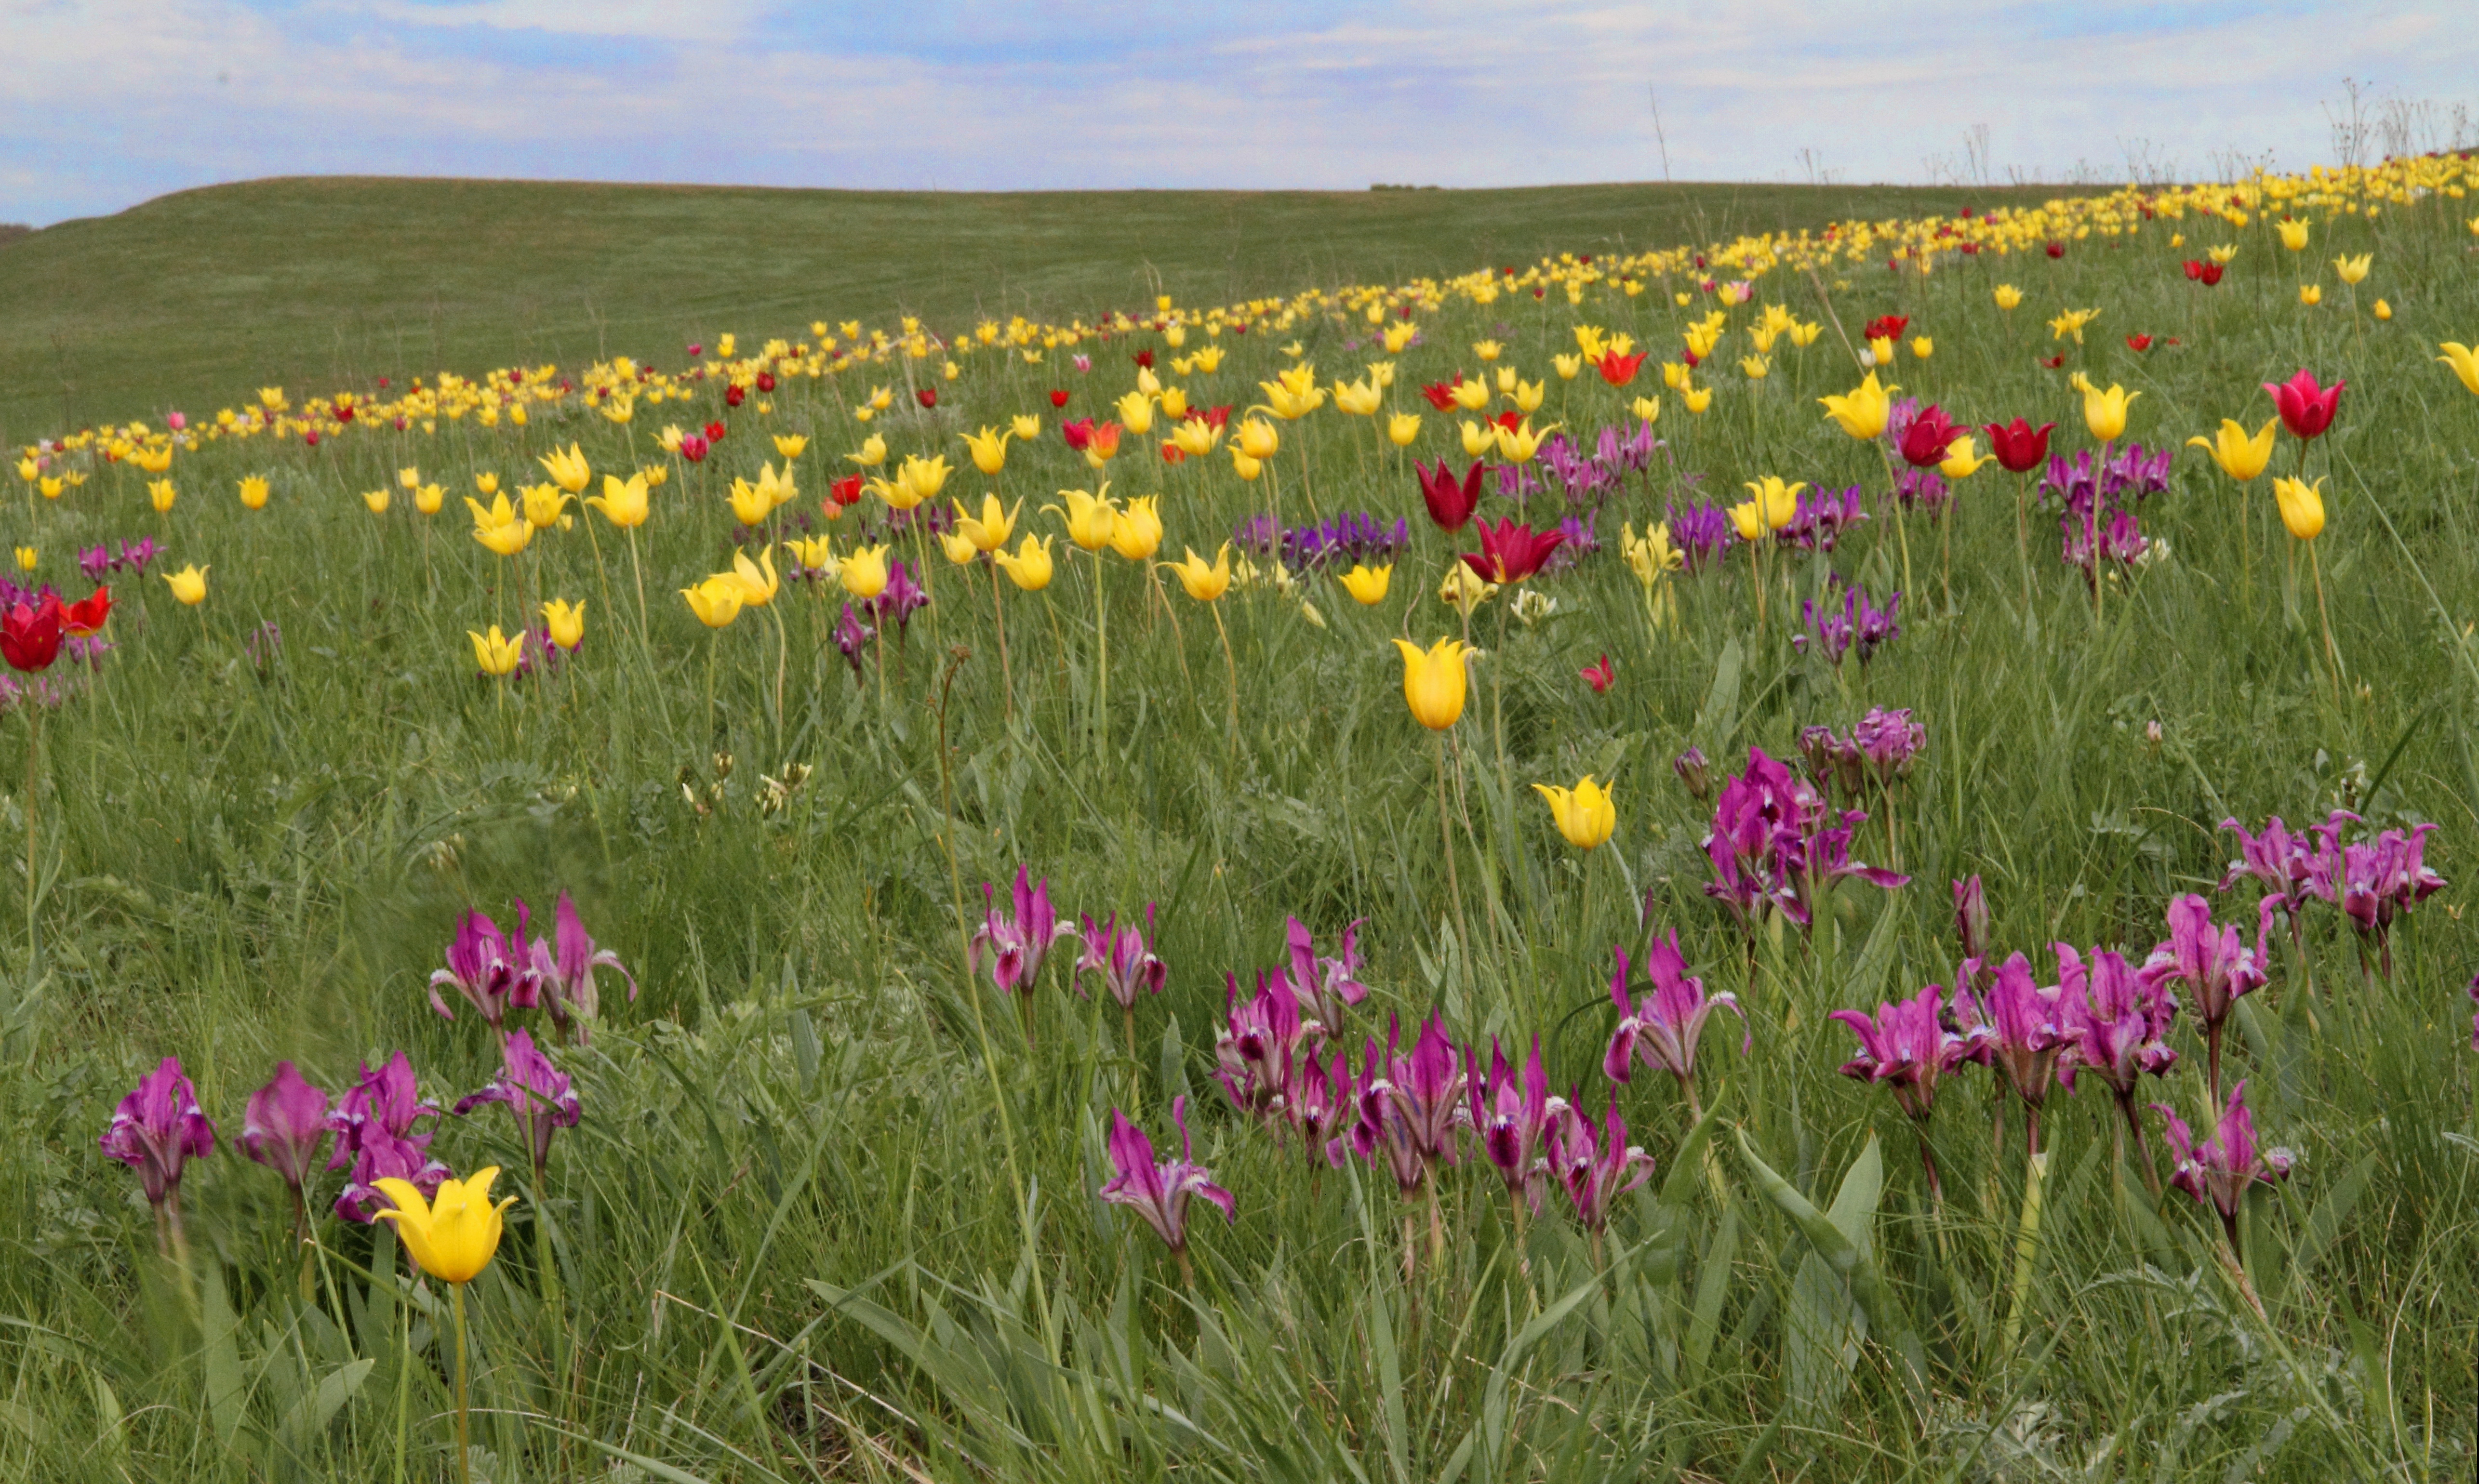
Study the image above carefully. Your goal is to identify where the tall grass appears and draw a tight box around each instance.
[0,182,2474,1481]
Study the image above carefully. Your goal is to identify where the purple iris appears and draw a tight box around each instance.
[1467,1037,1551,1215]
[1780,484,1867,550]
[1964,950,2075,1154]
[970,865,1066,999]
[2137,894,2269,1100]
[1345,1014,1468,1195]
[1214,971,1305,1124]
[2059,946,2178,1181]
[1542,1092,1654,1235]
[870,560,930,635]
[833,603,875,681]
[427,906,543,1031]
[1279,915,1368,1035]
[1665,502,1737,572]
[1098,1095,1236,1265]
[1603,936,1747,1118]
[240,1060,333,1201]
[325,1052,450,1224]
[525,890,638,1044]
[453,1027,583,1183]
[2338,823,2446,977]
[1831,982,1982,1124]
[2154,1081,2293,1258]
[1703,746,1906,936]
[1891,467,1952,516]
[99,1056,217,1251]
[1293,1045,1357,1169]
[1072,905,1167,1009]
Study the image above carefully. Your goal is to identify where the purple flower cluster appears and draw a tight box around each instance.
[2041,444,2173,509]
[1236,513,1411,573]
[1799,707,1926,798]
[79,538,163,584]
[2218,811,2446,977]
[1780,484,1867,551]
[1702,746,1908,936]
[1793,582,1902,665]
[1665,502,1738,572]
[1529,419,1660,506]
[871,560,930,636]
[2060,504,2150,580]
[428,891,639,1044]
[1891,467,1952,517]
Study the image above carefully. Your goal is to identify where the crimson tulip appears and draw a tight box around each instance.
[829,474,864,508]
[1416,459,1483,532]
[1594,349,1648,387]
[1,597,62,673]
[724,384,745,407]
[1984,419,2055,473]
[1419,380,1460,411]
[2264,369,2344,440]
[1049,389,1070,409]
[1580,655,1615,694]
[1897,405,1968,468]
[1862,314,1909,343]
[916,387,937,409]
[1462,518,1565,585]
[704,420,726,442]
[62,586,110,637]
[1060,418,1095,451]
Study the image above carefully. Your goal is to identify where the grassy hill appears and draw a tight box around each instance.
[0,174,2059,441]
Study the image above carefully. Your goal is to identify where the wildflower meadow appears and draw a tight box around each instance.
[6,156,2479,1481]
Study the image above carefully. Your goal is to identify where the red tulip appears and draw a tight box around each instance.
[829,475,863,507]
[1420,379,1461,411]
[678,434,708,463]
[2264,369,2343,440]
[1049,389,1070,409]
[755,371,777,393]
[1134,350,1154,370]
[1862,314,1909,343]
[724,384,746,407]
[303,432,319,447]
[1594,349,1648,387]
[1060,418,1095,451]
[705,420,726,442]
[685,344,701,358]
[1580,655,1615,694]
[1897,405,1967,468]
[1160,443,1184,464]
[1983,419,2056,474]
[1416,459,1483,532]
[2126,333,2154,352]
[1492,410,1522,433]
[916,387,937,409]
[63,587,110,637]
[2045,242,2065,258]
[2039,355,2066,370]
[334,404,355,423]
[1,597,62,674]
[1461,518,1565,585]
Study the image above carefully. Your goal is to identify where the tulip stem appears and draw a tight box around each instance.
[1092,549,1110,756]
[1434,734,1470,963]
[2013,470,2031,613]
[451,1282,472,1484]
[22,702,35,973]
[1209,602,1238,757]
[989,562,1013,725]
[625,525,652,657]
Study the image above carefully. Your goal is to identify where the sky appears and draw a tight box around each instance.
[5,0,2477,226]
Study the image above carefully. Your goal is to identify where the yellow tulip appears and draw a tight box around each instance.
[586,473,650,528]
[757,462,798,510]
[1339,563,1392,605]
[1237,418,1280,459]
[1818,373,1893,439]
[2332,253,2371,285]
[1620,522,1682,586]
[1494,366,1518,394]
[1386,412,1423,447]
[466,495,533,555]
[1438,562,1495,615]
[727,477,773,527]
[1159,386,1189,418]
[1108,496,1163,561]
[1472,340,1503,361]
[1510,378,1545,413]
[2374,299,2392,320]
[363,489,390,514]
[2049,308,2099,343]
[1682,385,1714,415]
[840,544,892,600]
[900,454,951,505]
[1552,353,1583,381]
[1994,283,2023,310]
[538,444,591,495]
[962,426,1011,475]
[11,547,32,572]
[1631,396,1661,424]
[1450,379,1492,411]
[773,433,810,459]
[2277,218,2309,251]
[1460,421,1496,457]
[1867,335,1895,365]
[2299,284,2323,306]
[2080,382,2139,441]
[2272,476,2325,540]
[848,434,888,468]
[1333,378,1384,417]
[398,466,422,490]
[1533,776,1617,850]
[239,475,270,510]
[681,576,746,628]
[1010,414,1040,441]
[542,599,586,649]
[1052,485,1120,551]
[1740,355,1770,379]
[521,483,572,529]
[600,395,635,425]
[953,494,1021,553]
[415,484,445,515]
[1744,477,1803,531]
[1118,390,1158,434]
[164,564,208,605]
[1164,543,1231,602]
[1788,321,1823,348]
[1392,637,1470,730]
[1940,438,1992,479]
[2209,243,2239,265]
[148,479,176,513]
[1231,450,1264,481]
[1257,370,1326,419]
[1172,417,1223,457]
[2439,343,2479,396]
[993,533,1055,591]
[1493,419,1557,464]
[2187,418,2279,481]
[373,1167,513,1285]
[726,545,780,606]
[468,625,525,676]
[1911,336,1934,360]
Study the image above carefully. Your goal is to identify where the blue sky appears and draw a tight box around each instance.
[4,0,2475,225]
